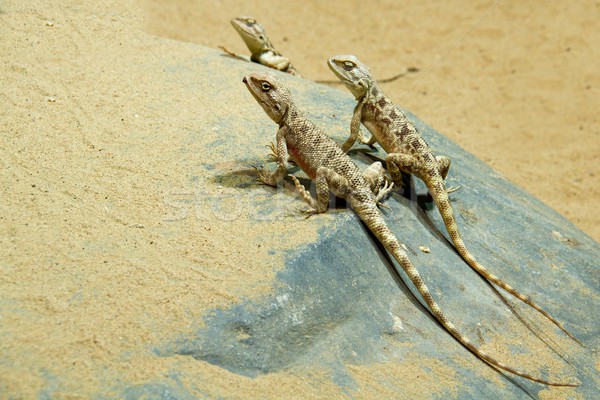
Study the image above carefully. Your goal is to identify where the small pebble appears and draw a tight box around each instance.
[419,245,430,253]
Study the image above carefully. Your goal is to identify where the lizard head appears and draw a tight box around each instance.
[243,72,291,124]
[230,16,270,53]
[327,55,373,99]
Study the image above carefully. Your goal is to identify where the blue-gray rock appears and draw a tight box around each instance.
[147,50,599,398]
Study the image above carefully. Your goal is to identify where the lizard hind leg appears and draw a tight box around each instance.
[385,152,424,188]
[436,155,460,193]
[387,152,458,194]
[289,167,350,216]
[436,155,451,179]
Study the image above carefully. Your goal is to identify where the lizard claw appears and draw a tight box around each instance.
[265,142,279,163]
[266,142,295,164]
[377,201,392,211]
[446,185,461,194]
[301,208,318,219]
[375,178,395,204]
[290,206,318,219]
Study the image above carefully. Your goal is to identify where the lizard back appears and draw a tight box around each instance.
[284,108,371,190]
[362,91,440,177]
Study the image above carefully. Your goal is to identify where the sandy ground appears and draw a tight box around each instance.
[145,0,600,242]
[1,0,598,398]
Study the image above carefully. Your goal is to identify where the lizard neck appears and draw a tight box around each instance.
[366,83,382,102]
[362,83,391,116]
[280,104,300,127]
[261,37,276,53]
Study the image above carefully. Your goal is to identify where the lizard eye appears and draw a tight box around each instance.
[261,82,271,91]
[343,61,356,70]
[246,18,256,24]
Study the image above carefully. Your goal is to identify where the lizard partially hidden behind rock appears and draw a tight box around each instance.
[327,54,581,345]
[243,71,577,387]
[220,16,301,76]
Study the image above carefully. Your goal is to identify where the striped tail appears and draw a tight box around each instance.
[352,198,577,386]
[428,177,582,346]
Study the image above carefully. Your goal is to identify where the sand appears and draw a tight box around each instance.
[1,0,598,398]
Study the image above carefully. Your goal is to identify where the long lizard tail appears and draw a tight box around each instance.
[351,196,577,386]
[427,177,582,345]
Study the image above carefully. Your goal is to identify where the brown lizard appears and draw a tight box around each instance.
[242,71,577,387]
[220,16,301,76]
[327,54,581,345]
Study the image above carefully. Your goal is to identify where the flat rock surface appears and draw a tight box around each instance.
[1,2,598,399]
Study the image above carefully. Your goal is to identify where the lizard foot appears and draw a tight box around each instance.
[252,166,277,187]
[446,185,461,194]
[359,139,378,150]
[266,142,295,164]
[358,130,378,149]
[299,207,319,219]
[375,179,395,204]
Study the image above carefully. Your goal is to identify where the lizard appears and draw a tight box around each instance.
[326,54,581,345]
[220,16,301,76]
[242,71,577,387]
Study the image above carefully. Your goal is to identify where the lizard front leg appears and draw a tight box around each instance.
[290,166,350,215]
[256,127,289,187]
[341,100,365,152]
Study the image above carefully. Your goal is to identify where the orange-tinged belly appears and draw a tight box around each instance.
[288,145,317,179]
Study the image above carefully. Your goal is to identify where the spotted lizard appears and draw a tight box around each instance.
[220,16,301,76]
[327,54,581,346]
[242,71,577,387]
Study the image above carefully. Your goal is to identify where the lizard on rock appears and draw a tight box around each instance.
[220,16,301,76]
[242,71,577,387]
[327,54,581,345]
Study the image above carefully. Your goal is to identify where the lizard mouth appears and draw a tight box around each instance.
[243,79,275,111]
[326,59,355,86]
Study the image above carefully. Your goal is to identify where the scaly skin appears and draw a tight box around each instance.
[222,16,301,76]
[243,72,577,387]
[327,54,582,346]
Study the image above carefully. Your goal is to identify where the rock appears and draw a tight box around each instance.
[151,50,599,398]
